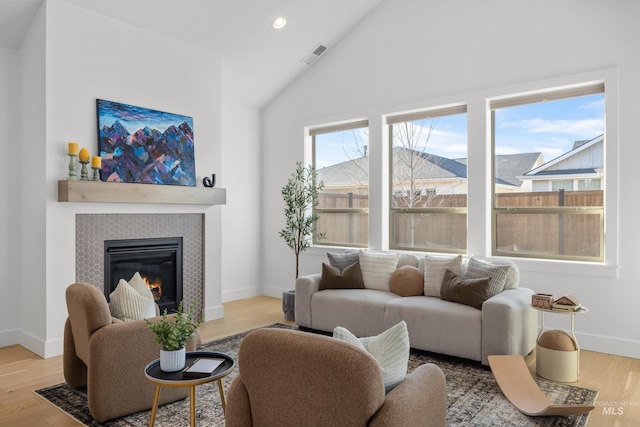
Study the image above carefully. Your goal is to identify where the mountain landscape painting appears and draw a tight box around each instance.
[96,99,196,186]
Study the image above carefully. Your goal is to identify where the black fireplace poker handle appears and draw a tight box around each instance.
[203,174,216,188]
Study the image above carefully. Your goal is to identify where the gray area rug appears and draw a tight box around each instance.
[36,323,597,426]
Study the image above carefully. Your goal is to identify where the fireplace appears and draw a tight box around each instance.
[104,237,183,313]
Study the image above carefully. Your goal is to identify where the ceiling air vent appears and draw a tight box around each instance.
[301,44,328,66]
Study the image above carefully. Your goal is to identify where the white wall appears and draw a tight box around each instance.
[220,97,263,302]
[0,46,20,347]
[17,2,47,353]
[4,0,227,357]
[262,0,640,358]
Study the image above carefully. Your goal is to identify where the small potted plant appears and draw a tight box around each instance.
[145,300,201,372]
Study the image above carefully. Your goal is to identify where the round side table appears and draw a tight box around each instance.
[144,351,234,427]
[533,306,588,382]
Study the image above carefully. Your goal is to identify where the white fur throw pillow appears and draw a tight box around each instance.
[423,254,462,297]
[333,321,410,392]
[359,250,399,291]
[109,273,156,321]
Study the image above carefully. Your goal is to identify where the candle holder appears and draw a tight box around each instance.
[92,166,101,181]
[68,154,78,180]
[80,160,89,181]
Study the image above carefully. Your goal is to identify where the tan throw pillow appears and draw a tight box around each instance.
[109,274,156,321]
[440,269,491,310]
[423,254,462,297]
[319,262,365,290]
[390,265,424,296]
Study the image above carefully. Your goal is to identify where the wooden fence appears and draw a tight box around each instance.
[316,190,603,256]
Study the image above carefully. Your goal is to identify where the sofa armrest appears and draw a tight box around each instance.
[481,287,537,365]
[369,363,447,427]
[295,273,321,328]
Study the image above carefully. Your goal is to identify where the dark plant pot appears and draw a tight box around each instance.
[282,290,295,321]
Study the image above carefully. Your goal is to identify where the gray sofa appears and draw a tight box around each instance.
[295,253,537,365]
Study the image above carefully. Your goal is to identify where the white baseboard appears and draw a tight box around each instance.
[222,287,262,302]
[577,332,640,360]
[17,330,47,358]
[204,304,225,322]
[261,286,293,299]
[0,329,19,349]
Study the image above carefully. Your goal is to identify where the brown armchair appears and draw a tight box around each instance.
[226,328,447,426]
[63,282,202,422]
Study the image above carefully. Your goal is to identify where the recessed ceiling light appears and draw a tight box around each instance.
[272,17,287,29]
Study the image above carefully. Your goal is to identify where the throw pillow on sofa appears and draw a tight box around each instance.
[333,321,410,392]
[390,265,424,296]
[423,254,462,297]
[359,250,399,291]
[109,272,156,321]
[326,250,360,271]
[440,269,491,310]
[319,261,365,290]
[470,256,520,290]
[464,256,510,297]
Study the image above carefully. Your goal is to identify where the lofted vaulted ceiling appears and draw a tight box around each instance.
[0,0,382,108]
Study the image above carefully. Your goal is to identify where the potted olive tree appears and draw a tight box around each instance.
[145,300,201,372]
[279,161,325,320]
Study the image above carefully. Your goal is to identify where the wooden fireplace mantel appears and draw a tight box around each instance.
[58,180,226,205]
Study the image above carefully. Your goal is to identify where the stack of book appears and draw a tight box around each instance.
[182,357,225,379]
[551,294,582,311]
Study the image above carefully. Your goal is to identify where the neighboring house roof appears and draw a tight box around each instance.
[397,148,467,179]
[494,152,544,186]
[522,134,604,179]
[316,156,369,186]
[531,168,599,176]
[317,147,543,189]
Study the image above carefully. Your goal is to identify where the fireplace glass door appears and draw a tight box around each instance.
[104,237,183,313]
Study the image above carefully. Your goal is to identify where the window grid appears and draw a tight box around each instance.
[388,106,468,253]
[490,84,605,262]
[312,122,370,248]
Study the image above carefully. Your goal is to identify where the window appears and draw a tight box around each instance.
[491,83,605,261]
[311,120,369,246]
[387,106,467,252]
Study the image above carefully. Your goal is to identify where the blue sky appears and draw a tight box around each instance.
[316,93,604,167]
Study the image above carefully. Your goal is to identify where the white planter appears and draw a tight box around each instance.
[160,346,186,372]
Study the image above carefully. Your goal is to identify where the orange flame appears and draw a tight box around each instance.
[143,276,162,301]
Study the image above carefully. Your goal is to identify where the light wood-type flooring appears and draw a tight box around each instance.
[1,296,638,426]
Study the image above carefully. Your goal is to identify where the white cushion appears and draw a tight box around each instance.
[109,273,156,321]
[423,254,462,297]
[359,250,399,291]
[333,321,410,392]
[128,271,155,300]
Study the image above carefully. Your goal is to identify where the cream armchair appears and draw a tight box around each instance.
[63,282,201,422]
[226,328,447,426]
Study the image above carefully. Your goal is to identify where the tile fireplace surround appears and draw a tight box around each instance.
[75,213,204,316]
